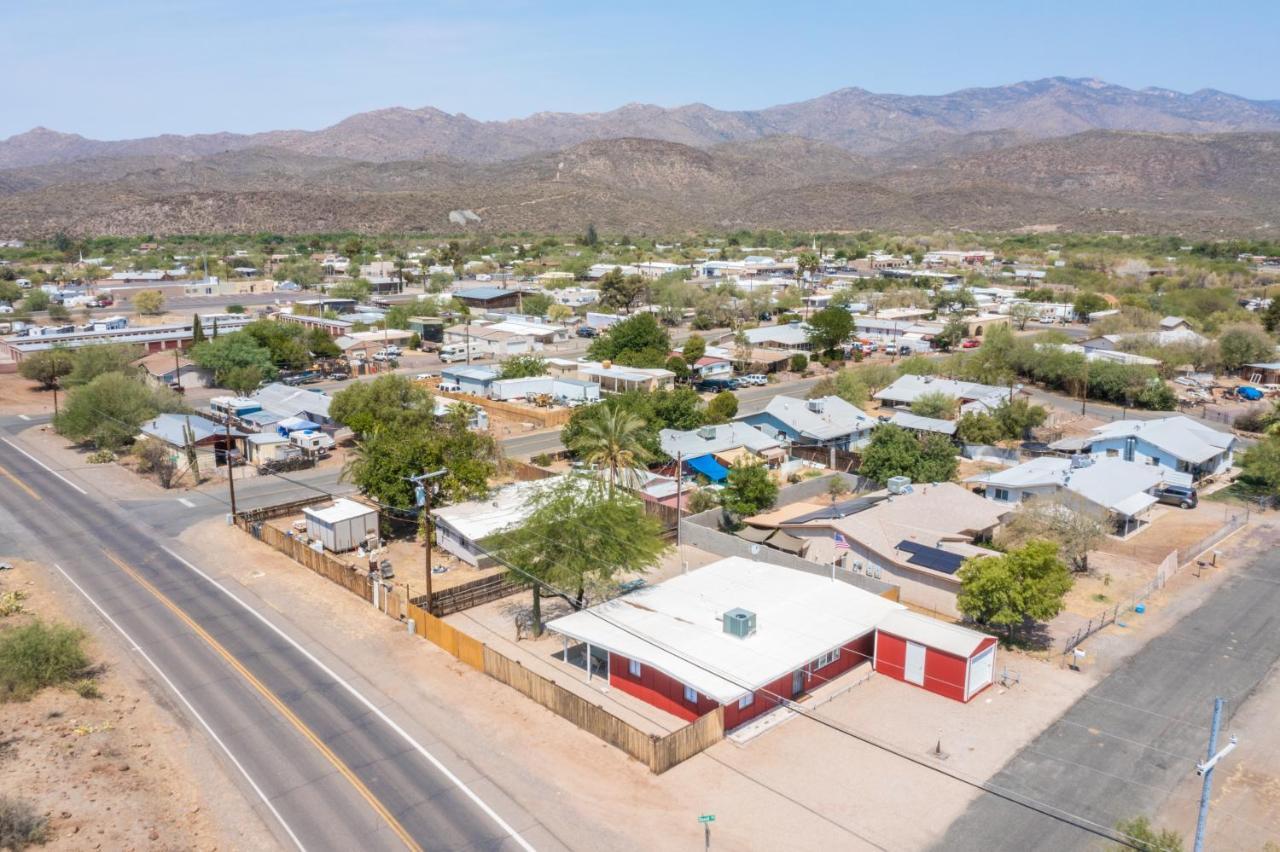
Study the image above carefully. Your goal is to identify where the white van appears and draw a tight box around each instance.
[439,343,470,363]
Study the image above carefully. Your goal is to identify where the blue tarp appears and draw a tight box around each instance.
[277,417,321,436]
[686,454,729,482]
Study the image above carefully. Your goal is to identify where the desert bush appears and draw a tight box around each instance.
[0,796,48,849]
[0,590,26,617]
[87,449,115,464]
[72,678,101,699]
[0,619,90,701]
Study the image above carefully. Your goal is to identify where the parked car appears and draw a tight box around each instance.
[961,338,981,349]
[897,345,913,356]
[371,351,392,362]
[741,374,768,386]
[695,377,736,393]
[383,345,402,356]
[1154,484,1198,509]
[575,325,598,338]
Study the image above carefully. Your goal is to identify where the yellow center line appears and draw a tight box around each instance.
[0,463,41,502]
[102,551,422,852]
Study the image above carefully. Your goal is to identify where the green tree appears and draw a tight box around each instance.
[17,348,75,389]
[328,279,371,301]
[133,290,166,315]
[566,404,650,490]
[497,355,548,379]
[706,390,739,424]
[789,353,808,372]
[222,365,264,395]
[1113,816,1183,852]
[956,540,1073,637]
[583,223,599,247]
[65,344,140,386]
[910,391,957,420]
[1010,302,1037,330]
[191,334,276,385]
[665,355,690,381]
[956,411,1003,444]
[999,494,1107,573]
[1239,434,1280,495]
[598,268,645,311]
[21,290,50,312]
[191,314,206,346]
[858,424,958,485]
[0,280,22,304]
[806,306,853,354]
[1263,299,1280,334]
[54,373,182,451]
[722,461,778,517]
[303,328,341,358]
[520,292,554,317]
[47,304,70,321]
[1216,323,1275,370]
[1073,291,1109,319]
[807,369,869,406]
[681,333,707,366]
[587,313,671,367]
[992,397,1047,439]
[486,478,666,630]
[561,388,704,461]
[934,316,968,351]
[330,374,434,437]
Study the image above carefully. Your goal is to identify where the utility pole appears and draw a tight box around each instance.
[411,469,447,613]
[51,378,59,420]
[675,452,684,559]
[1194,697,1238,852]
[223,417,237,515]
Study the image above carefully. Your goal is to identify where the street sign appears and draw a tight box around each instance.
[697,815,715,823]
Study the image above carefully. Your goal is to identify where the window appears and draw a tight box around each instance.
[813,649,841,669]
[738,693,754,710]
[1105,449,1119,458]
[1148,457,1160,466]
[628,659,641,677]
[993,488,1011,501]
[683,685,698,704]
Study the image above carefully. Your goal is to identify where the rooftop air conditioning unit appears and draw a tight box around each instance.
[722,608,757,639]
[886,476,912,494]
[807,398,824,413]
[698,426,717,440]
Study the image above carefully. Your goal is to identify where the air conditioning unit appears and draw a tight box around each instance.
[698,425,717,440]
[887,476,912,494]
[722,608,757,638]
[807,398,825,414]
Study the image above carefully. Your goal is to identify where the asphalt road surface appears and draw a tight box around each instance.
[0,434,542,851]
[934,541,1280,850]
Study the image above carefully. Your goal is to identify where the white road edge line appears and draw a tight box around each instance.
[178,497,196,508]
[160,545,537,852]
[52,562,306,852]
[1,437,89,495]
[17,414,30,421]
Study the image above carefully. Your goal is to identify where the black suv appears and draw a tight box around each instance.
[1154,484,1198,509]
[575,325,598,338]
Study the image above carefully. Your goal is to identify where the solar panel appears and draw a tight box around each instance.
[895,540,965,575]
[784,495,887,524]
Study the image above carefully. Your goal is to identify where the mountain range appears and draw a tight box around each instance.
[2,77,1279,237]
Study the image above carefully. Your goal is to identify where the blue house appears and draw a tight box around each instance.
[440,365,499,396]
[1049,415,1234,482]
[739,395,874,451]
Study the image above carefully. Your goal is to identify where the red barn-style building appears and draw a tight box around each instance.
[874,610,998,702]
[547,557,995,731]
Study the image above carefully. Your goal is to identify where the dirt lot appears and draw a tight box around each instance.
[0,558,276,851]
[0,370,56,417]
[1100,502,1239,564]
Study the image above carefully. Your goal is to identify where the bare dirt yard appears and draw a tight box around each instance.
[0,558,277,851]
[0,371,55,417]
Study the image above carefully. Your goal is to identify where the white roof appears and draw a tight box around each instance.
[743,324,811,347]
[1086,416,1234,464]
[967,457,1163,517]
[875,375,1008,408]
[890,411,957,435]
[753,395,873,441]
[875,610,991,658]
[303,498,377,525]
[659,422,782,459]
[430,477,563,542]
[546,557,905,704]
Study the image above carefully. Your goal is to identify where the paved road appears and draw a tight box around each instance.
[934,539,1280,850]
[0,435,542,851]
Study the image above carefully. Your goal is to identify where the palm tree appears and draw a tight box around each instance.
[571,405,650,492]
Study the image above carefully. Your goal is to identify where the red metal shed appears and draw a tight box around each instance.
[873,611,997,702]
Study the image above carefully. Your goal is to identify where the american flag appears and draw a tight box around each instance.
[833,532,850,550]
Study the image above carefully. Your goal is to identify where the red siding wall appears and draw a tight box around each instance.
[873,629,982,703]
[608,653,718,722]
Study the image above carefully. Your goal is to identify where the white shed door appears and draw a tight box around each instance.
[904,641,926,685]
[967,646,995,699]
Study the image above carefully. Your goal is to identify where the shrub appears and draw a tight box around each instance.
[87,449,115,464]
[0,796,48,850]
[0,619,90,701]
[1231,406,1272,434]
[531,453,553,467]
[72,678,101,699]
[789,353,808,372]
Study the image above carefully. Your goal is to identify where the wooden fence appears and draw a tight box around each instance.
[240,517,371,601]
[236,504,724,773]
[428,383,575,429]
[508,460,557,482]
[238,496,331,524]
[420,573,524,617]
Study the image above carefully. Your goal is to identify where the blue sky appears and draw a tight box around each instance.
[6,0,1278,140]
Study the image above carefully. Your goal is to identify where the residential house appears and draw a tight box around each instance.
[659,423,786,478]
[249,383,335,427]
[452,287,532,311]
[742,323,812,351]
[874,375,1011,414]
[440,365,499,396]
[739,395,874,452]
[966,456,1167,535]
[133,351,212,391]
[431,478,563,567]
[138,413,243,471]
[745,483,1009,616]
[576,361,675,393]
[546,557,995,730]
[444,323,540,358]
[1048,416,1235,482]
[889,411,958,438]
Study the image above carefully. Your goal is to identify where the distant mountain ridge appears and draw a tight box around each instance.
[5,77,1280,167]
